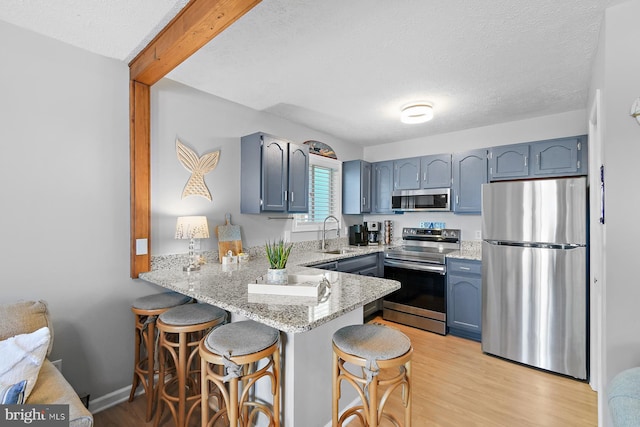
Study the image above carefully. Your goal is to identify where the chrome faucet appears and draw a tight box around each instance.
[322,215,340,250]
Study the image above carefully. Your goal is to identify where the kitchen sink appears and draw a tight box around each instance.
[322,248,354,254]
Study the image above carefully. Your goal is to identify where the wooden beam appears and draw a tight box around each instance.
[130,81,151,277]
[129,0,262,277]
[129,0,262,85]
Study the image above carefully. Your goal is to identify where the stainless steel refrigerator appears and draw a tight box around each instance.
[481,177,587,380]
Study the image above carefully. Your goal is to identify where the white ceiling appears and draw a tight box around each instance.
[0,0,625,146]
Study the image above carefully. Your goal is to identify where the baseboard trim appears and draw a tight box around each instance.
[89,385,142,414]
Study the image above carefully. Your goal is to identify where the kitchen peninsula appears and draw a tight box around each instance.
[139,246,400,427]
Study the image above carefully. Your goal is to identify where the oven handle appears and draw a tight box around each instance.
[384,259,446,275]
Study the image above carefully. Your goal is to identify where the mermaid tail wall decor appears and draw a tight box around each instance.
[176,138,220,200]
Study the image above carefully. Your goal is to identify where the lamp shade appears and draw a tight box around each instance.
[175,216,210,239]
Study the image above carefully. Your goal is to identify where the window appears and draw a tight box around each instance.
[293,155,341,232]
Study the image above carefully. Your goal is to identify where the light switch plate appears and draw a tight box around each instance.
[136,238,148,255]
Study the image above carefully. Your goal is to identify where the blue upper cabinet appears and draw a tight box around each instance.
[488,145,529,180]
[343,160,372,214]
[421,154,452,188]
[452,149,487,214]
[393,157,420,190]
[489,135,587,181]
[287,143,310,212]
[394,154,451,190]
[532,136,586,176]
[262,137,288,211]
[372,160,394,214]
[240,132,309,213]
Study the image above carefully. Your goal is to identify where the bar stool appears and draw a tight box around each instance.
[129,292,192,421]
[154,303,227,427]
[332,324,413,427]
[199,320,280,427]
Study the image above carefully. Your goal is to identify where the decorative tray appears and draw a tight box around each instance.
[248,274,328,298]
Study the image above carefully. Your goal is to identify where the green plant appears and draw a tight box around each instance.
[265,239,293,269]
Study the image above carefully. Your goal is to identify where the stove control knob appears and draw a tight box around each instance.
[449,230,457,238]
[442,230,448,238]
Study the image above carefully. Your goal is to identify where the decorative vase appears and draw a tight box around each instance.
[267,268,288,285]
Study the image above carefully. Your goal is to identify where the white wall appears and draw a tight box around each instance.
[0,20,164,400]
[363,110,588,240]
[150,78,364,254]
[589,1,640,425]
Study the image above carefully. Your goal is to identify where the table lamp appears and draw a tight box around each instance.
[175,216,210,271]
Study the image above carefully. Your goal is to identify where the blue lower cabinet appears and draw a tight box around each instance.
[446,258,482,341]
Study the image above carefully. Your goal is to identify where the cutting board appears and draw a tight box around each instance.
[216,213,243,262]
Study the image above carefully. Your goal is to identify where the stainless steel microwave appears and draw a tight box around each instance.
[391,188,451,211]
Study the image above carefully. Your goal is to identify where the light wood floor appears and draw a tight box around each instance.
[94,315,596,426]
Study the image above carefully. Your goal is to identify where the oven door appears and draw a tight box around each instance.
[383,259,447,334]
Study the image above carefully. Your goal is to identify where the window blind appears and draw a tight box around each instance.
[299,163,338,224]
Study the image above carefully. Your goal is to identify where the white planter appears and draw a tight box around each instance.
[267,268,288,285]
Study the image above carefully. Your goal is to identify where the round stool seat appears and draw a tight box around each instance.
[333,324,411,361]
[204,320,279,356]
[133,292,191,311]
[159,303,227,326]
[608,367,640,425]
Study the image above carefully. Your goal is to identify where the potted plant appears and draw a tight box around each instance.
[265,239,293,284]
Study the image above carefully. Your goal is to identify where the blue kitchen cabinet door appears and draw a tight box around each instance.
[531,136,586,176]
[240,132,309,213]
[372,161,394,214]
[343,160,372,214]
[447,258,482,341]
[488,144,530,180]
[261,136,288,212]
[287,143,309,212]
[394,157,420,190]
[421,154,452,188]
[452,149,487,214]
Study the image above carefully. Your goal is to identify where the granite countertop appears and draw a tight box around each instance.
[139,244,399,334]
[446,241,482,261]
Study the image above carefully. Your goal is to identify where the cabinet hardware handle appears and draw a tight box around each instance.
[524,156,527,167]
[290,192,294,202]
[284,191,287,201]
[456,195,459,204]
[460,266,471,270]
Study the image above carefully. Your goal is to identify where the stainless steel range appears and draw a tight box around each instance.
[383,227,460,335]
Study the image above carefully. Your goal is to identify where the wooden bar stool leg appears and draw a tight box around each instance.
[405,360,412,427]
[332,350,339,427]
[273,347,280,427]
[145,320,157,421]
[128,317,142,402]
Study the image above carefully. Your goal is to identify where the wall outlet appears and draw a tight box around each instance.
[475,230,482,239]
[52,359,62,373]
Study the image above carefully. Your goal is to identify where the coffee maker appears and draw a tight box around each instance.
[366,221,380,245]
[348,224,368,246]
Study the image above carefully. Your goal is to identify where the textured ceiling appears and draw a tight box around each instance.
[0,0,625,145]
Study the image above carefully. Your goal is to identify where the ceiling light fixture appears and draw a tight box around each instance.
[400,103,434,124]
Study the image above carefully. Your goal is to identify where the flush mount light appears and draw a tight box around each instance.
[400,103,433,124]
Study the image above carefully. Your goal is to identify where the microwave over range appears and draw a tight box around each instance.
[391,188,451,212]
